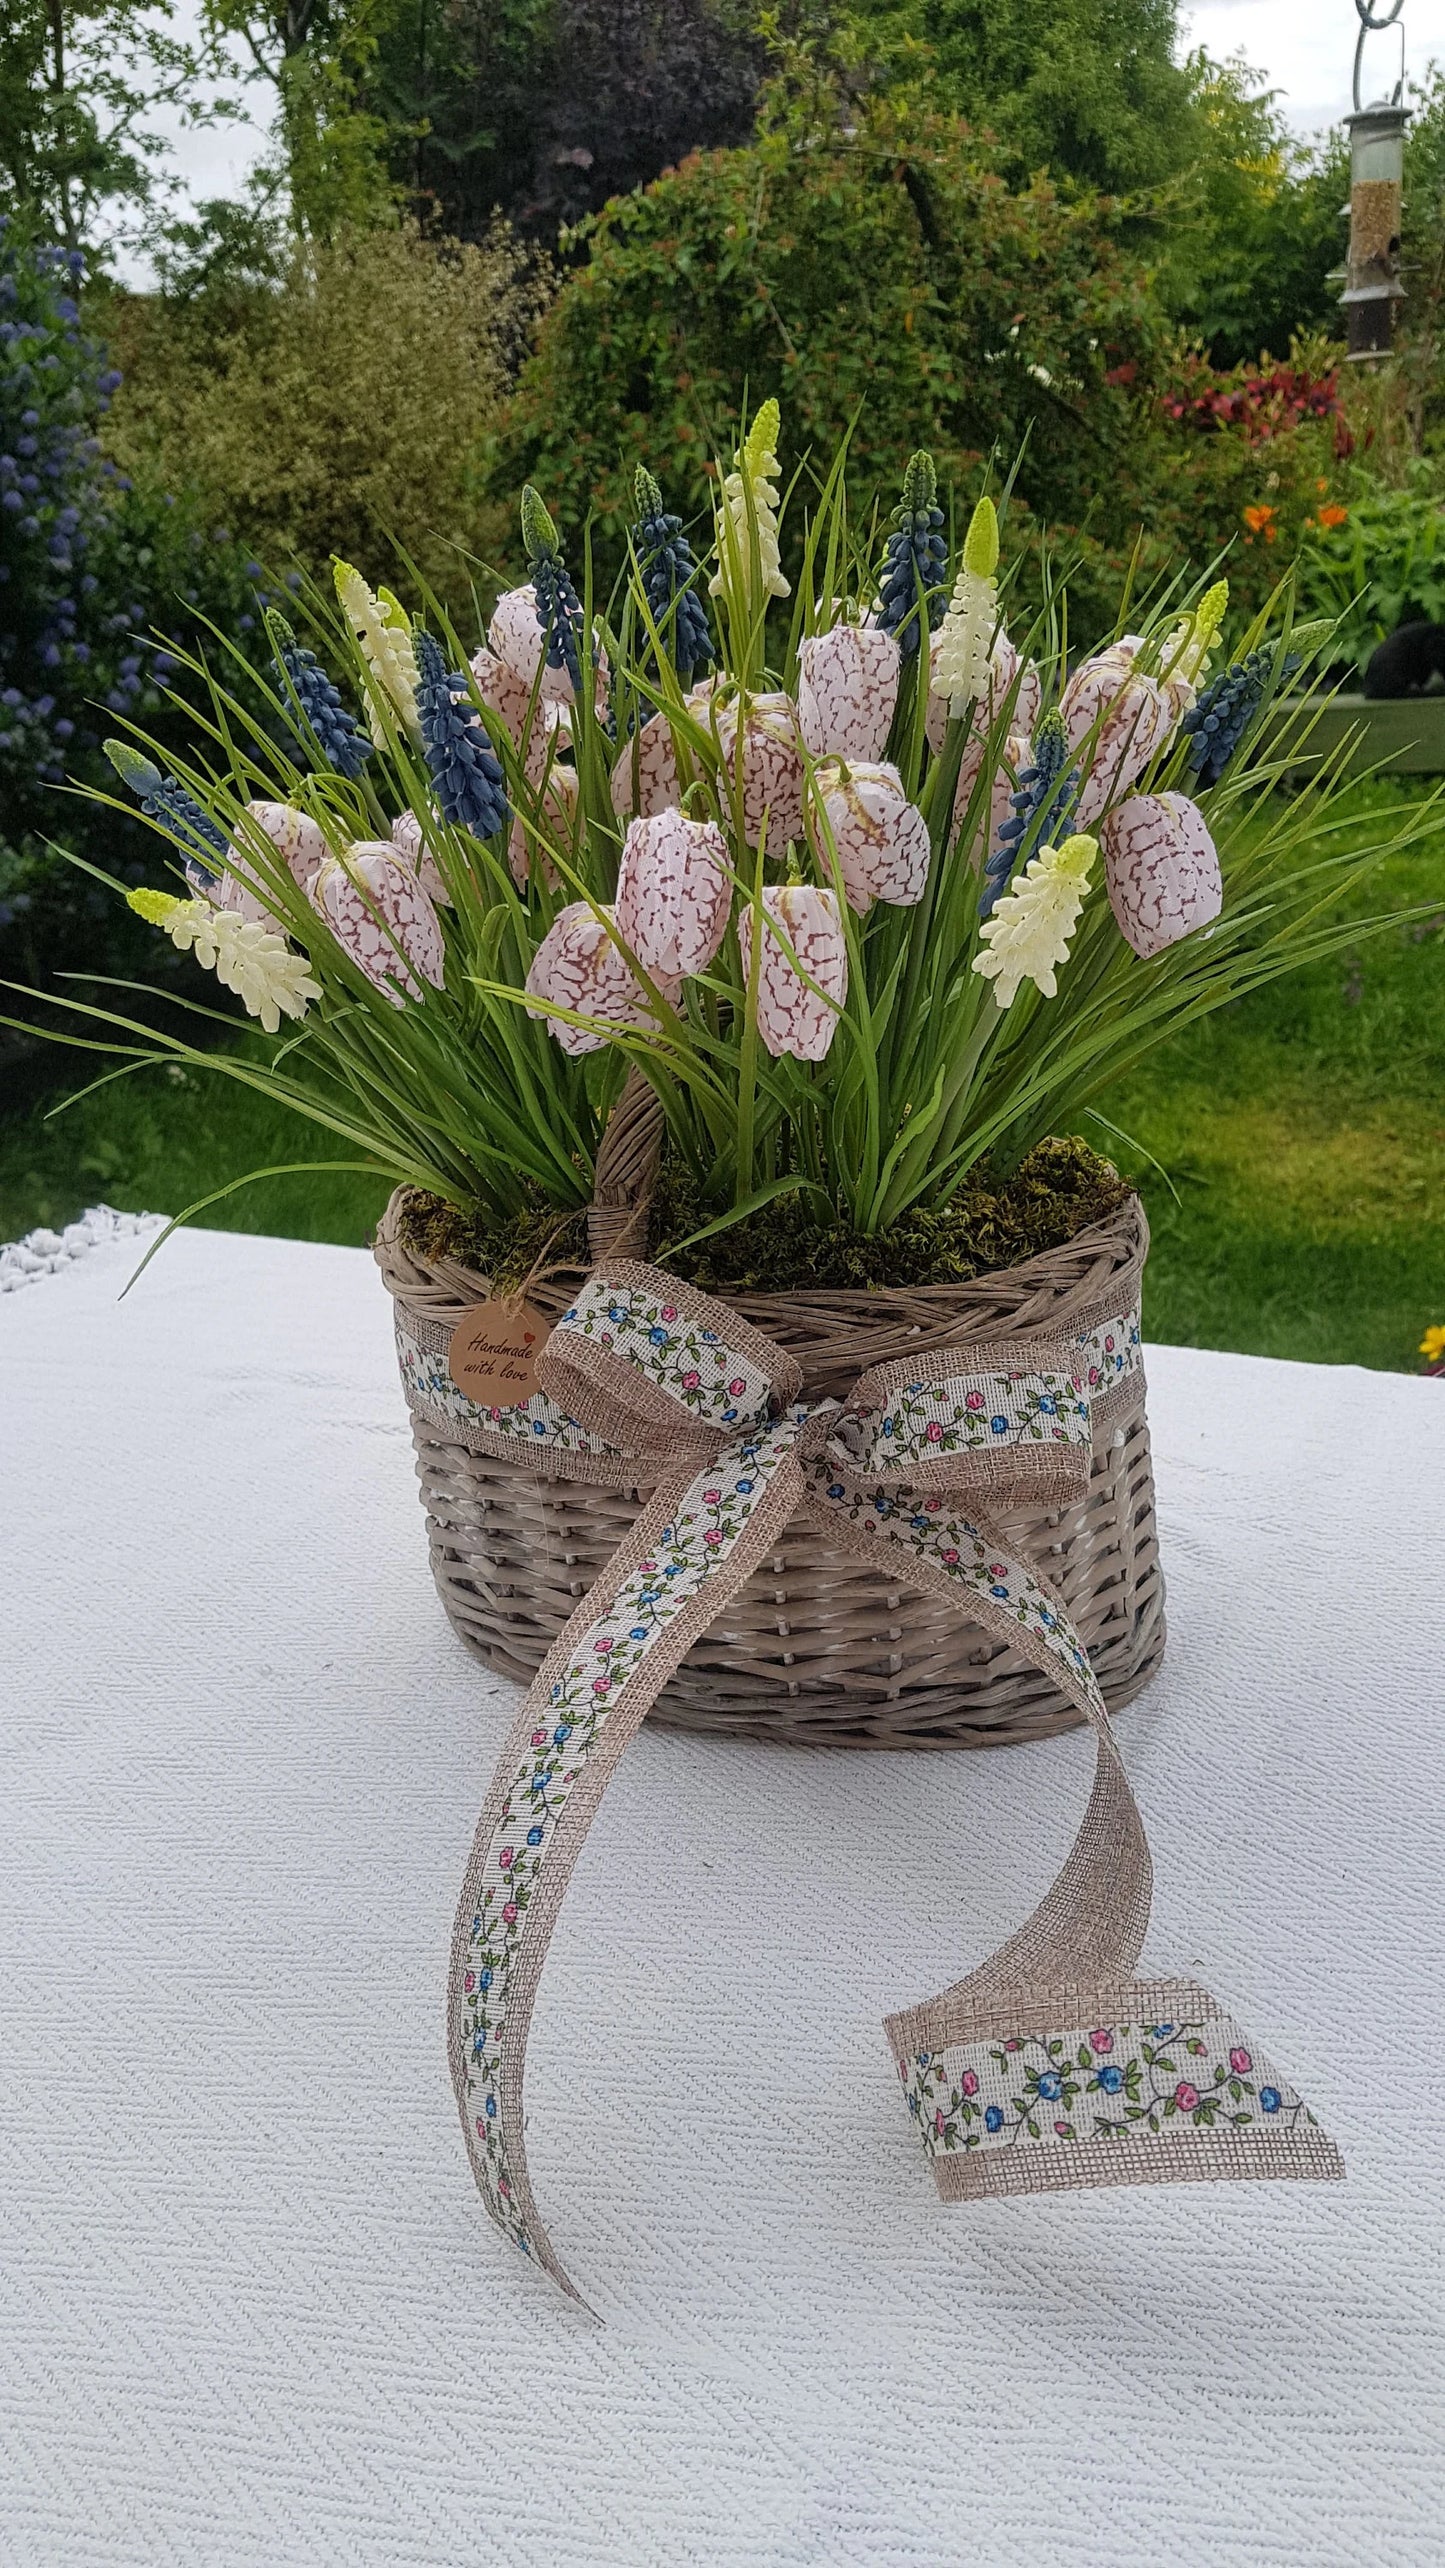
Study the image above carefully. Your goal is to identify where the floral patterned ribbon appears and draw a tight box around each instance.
[397,1263,1342,2311]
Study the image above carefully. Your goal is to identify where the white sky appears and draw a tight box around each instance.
[117,0,1445,285]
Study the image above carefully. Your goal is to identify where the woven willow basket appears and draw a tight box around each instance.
[375,1085,1165,1748]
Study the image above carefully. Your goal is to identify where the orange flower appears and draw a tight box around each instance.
[1242,503,1277,535]
[1316,503,1348,530]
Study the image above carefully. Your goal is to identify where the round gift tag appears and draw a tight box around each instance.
[447,1299,546,1407]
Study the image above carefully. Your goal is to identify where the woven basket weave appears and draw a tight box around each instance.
[375,1083,1165,1748]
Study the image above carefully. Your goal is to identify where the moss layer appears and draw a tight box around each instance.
[397,1136,1128,1295]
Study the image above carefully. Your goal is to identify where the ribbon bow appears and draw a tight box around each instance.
[396,1261,1342,2311]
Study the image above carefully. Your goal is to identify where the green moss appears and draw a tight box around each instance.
[395,1135,1129,1294]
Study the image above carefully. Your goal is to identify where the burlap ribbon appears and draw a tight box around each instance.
[396,1262,1343,2310]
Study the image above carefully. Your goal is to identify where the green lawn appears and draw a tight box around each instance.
[4,782,1443,1372]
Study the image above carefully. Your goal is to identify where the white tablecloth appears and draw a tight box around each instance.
[3,1219,1443,2566]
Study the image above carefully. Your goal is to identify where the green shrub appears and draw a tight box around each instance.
[105,219,550,608]
[1295,465,1445,674]
[484,91,1171,576]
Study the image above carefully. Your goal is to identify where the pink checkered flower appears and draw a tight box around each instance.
[524,900,680,1054]
[1100,791,1222,959]
[712,690,805,847]
[615,809,732,978]
[796,623,900,761]
[311,841,445,1006]
[737,884,848,1061]
[807,759,929,914]
[1061,639,1189,830]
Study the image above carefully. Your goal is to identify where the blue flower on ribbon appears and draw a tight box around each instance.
[990,1415,1008,1435]
[479,1968,493,1990]
[473,2032,486,2059]
[608,1303,626,1325]
[1036,2070,1063,2100]
[829,1483,845,1500]
[990,1583,1009,1600]
[735,1477,753,1494]
[1038,1396,1056,1415]
[984,2105,1004,2133]
[553,1723,572,1745]
[1150,2024,1175,2039]
[1097,2064,1123,2094]
[630,1626,649,1641]
[1259,2086,1281,2113]
[485,2096,497,2119]
[649,1326,669,1345]
[526,1825,543,1846]
[701,1330,718,1344]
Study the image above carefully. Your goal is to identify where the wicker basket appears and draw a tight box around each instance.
[375,1085,1165,1748]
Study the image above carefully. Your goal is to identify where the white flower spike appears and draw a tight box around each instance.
[334,563,421,746]
[711,400,790,612]
[127,888,320,1035]
[972,833,1097,1009]
[932,496,1000,718]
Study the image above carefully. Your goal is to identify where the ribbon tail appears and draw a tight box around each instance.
[806,1483,1344,2199]
[449,1423,807,2307]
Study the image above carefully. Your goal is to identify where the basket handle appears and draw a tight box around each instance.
[587,1067,665,1266]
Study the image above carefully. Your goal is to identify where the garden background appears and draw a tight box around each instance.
[1,0,1442,1370]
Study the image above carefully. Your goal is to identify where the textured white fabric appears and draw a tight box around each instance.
[2,1222,1443,2567]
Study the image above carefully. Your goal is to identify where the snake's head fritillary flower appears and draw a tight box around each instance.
[469,644,532,745]
[712,690,805,848]
[1061,639,1183,829]
[615,810,732,977]
[489,583,570,702]
[796,624,900,761]
[610,681,716,820]
[951,733,1031,870]
[245,801,330,894]
[509,753,578,890]
[311,842,445,1006]
[807,759,929,913]
[390,810,450,907]
[524,900,680,1053]
[737,883,849,1060]
[1100,791,1223,958]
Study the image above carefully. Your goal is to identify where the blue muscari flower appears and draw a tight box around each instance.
[1181,647,1299,790]
[876,451,948,658]
[630,466,713,681]
[521,485,586,696]
[416,630,509,839]
[980,709,1079,919]
[103,740,227,887]
[984,2105,1004,2133]
[271,618,372,780]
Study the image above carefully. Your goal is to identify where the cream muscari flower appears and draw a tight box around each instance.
[127,887,321,1034]
[333,561,422,746]
[710,399,790,610]
[1162,578,1229,695]
[931,497,999,717]
[971,832,1097,1009]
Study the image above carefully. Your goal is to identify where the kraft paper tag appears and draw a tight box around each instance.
[448,1299,546,1407]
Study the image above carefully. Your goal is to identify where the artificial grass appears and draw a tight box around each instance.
[3,782,1442,1372]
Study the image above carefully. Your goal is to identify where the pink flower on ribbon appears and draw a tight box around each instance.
[737,883,848,1061]
[1101,790,1223,960]
[712,690,805,846]
[925,1495,943,1511]
[796,623,900,760]
[925,1421,944,1443]
[703,1489,722,1504]
[989,1564,1006,1579]
[531,1728,546,1745]
[476,2115,487,2135]
[1004,2038,1023,2053]
[1229,2047,1252,2075]
[728,1377,746,1396]
[593,1676,609,1693]
[465,1971,475,1991]
[525,900,679,1054]
[934,2108,945,2136]
[502,1900,518,1924]
[1054,2121,1072,2136]
[1174,2081,1199,2112]
[682,1369,700,1388]
[311,842,445,1007]
[615,808,731,979]
[808,758,930,914]
[703,1528,724,1546]
[1062,638,1188,830]
[499,1847,514,1868]
[1090,2030,1113,2052]
[595,1637,612,1653]
[660,1308,676,1324]
[960,2067,978,2096]
[941,1546,959,1564]
[965,1391,985,1412]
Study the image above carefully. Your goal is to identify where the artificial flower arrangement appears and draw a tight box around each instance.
[33,396,1419,1283]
